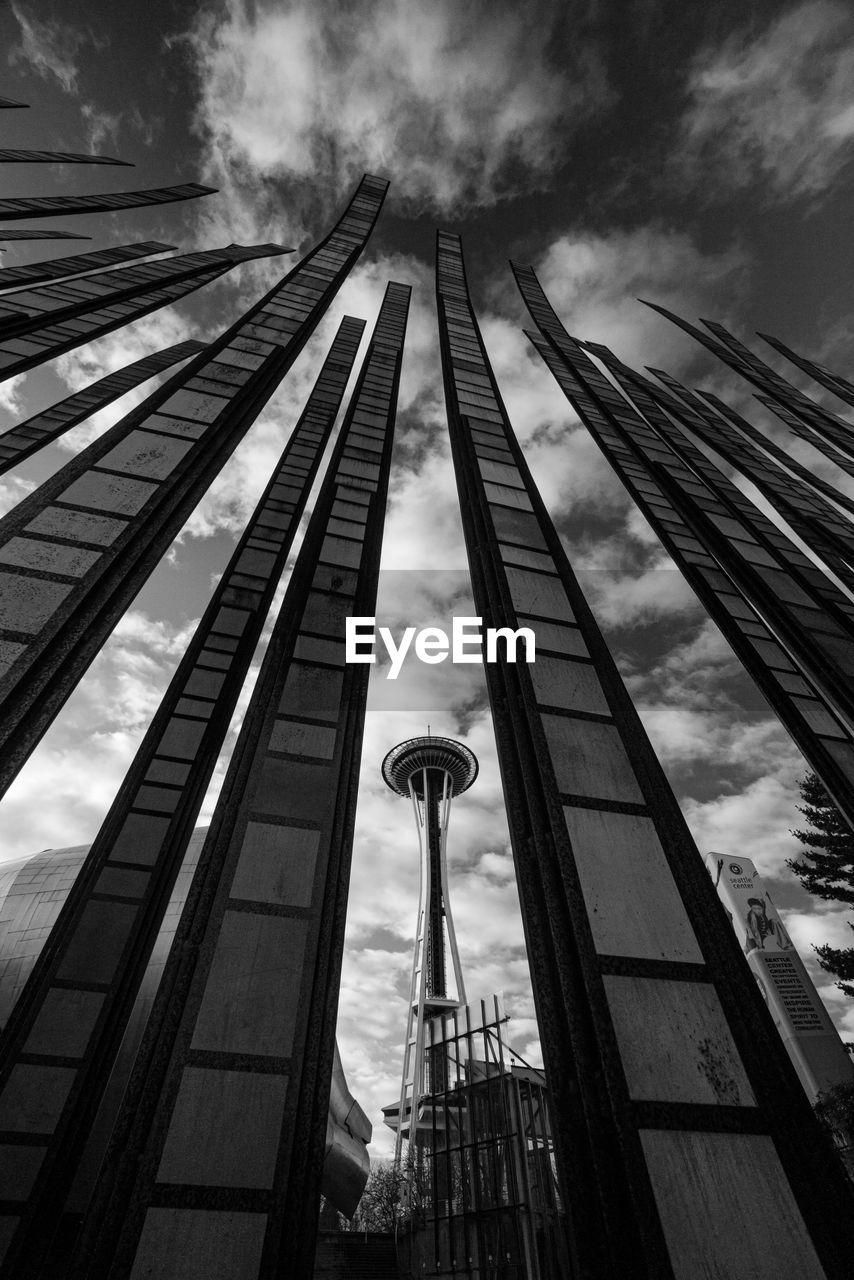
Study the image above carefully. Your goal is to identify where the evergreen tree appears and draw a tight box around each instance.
[788,773,854,998]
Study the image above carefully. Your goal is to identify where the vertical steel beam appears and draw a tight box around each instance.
[67,281,409,1280]
[0,243,289,343]
[0,317,365,1277]
[582,340,854,619]
[523,325,854,834]
[0,243,175,292]
[0,340,206,473]
[697,387,854,505]
[758,332,854,410]
[613,360,854,593]
[438,234,853,1278]
[0,245,280,381]
[644,303,854,460]
[650,367,854,520]
[0,175,387,800]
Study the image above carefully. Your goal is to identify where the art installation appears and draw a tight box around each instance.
[1,33,854,1280]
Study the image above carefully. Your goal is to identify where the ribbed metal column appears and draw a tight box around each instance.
[68,281,409,1280]
[0,316,365,1278]
[0,181,214,222]
[645,304,854,461]
[0,175,387,800]
[758,332,854,410]
[437,233,853,1278]
[0,242,279,344]
[0,242,172,292]
[605,358,854,596]
[524,324,854,835]
[517,266,854,833]
[0,339,205,473]
[0,150,131,165]
[0,245,273,381]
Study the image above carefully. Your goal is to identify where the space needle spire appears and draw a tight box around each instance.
[381,734,478,1156]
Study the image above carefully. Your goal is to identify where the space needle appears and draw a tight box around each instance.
[380,734,478,1156]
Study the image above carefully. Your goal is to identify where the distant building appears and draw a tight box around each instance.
[0,835,371,1222]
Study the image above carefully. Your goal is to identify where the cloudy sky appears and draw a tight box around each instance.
[2,0,854,1158]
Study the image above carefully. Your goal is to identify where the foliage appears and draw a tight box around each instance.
[789,773,854,997]
[349,1159,408,1233]
[813,1081,854,1146]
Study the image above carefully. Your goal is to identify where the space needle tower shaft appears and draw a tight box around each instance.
[382,735,478,1158]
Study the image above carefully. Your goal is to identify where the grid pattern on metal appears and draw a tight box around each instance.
[660,378,854,522]
[520,305,854,835]
[753,392,854,482]
[397,997,570,1280]
[632,364,854,596]
[0,178,384,807]
[0,242,173,292]
[758,332,854,411]
[581,338,854,624]
[66,276,407,1280]
[430,246,854,1277]
[0,246,279,384]
[0,242,287,343]
[0,150,131,165]
[587,344,854,605]
[0,229,88,241]
[646,302,854,462]
[0,182,215,221]
[0,340,205,474]
[0,318,366,1278]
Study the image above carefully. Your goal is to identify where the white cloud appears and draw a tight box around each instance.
[80,102,122,153]
[0,609,195,862]
[528,226,749,373]
[0,473,38,519]
[0,374,28,422]
[182,0,611,242]
[677,0,854,200]
[682,771,807,883]
[583,562,701,628]
[8,2,101,96]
